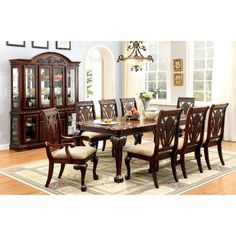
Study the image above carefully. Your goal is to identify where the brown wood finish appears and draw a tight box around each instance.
[119,97,137,116]
[177,106,209,178]
[202,103,229,169]
[99,99,118,119]
[125,109,182,188]
[75,101,112,150]
[10,52,80,151]
[177,97,195,115]
[79,118,163,183]
[42,107,99,192]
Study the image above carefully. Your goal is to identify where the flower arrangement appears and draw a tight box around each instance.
[139,90,153,110]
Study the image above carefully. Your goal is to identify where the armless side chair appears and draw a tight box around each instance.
[75,101,112,151]
[177,106,209,178]
[202,103,229,170]
[120,97,143,145]
[125,109,182,188]
[42,107,99,192]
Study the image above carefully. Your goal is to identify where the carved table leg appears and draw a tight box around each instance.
[110,136,127,183]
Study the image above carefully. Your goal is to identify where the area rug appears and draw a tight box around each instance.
[1,147,236,195]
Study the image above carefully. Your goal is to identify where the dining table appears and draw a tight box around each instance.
[77,116,185,183]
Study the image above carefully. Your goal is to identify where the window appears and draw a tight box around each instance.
[192,41,214,102]
[144,42,171,101]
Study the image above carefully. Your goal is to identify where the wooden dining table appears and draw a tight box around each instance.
[77,116,185,183]
[77,118,156,183]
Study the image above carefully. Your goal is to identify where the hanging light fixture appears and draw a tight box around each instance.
[117,41,154,72]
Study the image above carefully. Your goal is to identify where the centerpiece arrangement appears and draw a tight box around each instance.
[126,102,140,122]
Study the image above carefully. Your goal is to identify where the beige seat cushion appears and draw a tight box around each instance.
[82,131,110,139]
[126,143,155,157]
[53,146,96,160]
[177,137,184,150]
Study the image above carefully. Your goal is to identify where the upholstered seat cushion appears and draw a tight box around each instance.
[53,146,96,159]
[126,143,155,157]
[82,131,110,139]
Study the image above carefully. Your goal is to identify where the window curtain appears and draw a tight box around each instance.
[212,41,236,141]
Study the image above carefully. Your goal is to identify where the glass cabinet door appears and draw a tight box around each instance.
[11,116,19,143]
[53,68,64,107]
[12,67,20,109]
[25,67,37,109]
[24,115,38,143]
[66,68,76,106]
[39,67,51,108]
[67,112,76,135]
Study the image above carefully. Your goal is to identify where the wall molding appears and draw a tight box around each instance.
[0,143,9,150]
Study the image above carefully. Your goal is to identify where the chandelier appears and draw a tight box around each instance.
[117,41,154,72]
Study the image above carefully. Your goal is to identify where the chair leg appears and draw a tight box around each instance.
[171,155,178,182]
[148,161,159,173]
[124,154,132,180]
[74,163,88,192]
[45,160,54,187]
[217,142,225,165]
[195,148,203,173]
[151,160,159,188]
[92,154,99,180]
[180,153,187,178]
[102,140,106,151]
[58,163,65,179]
[204,146,211,170]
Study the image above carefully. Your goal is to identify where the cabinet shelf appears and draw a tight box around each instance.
[10,52,80,150]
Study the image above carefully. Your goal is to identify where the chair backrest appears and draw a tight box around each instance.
[183,106,209,149]
[41,107,62,144]
[153,109,182,156]
[177,97,195,115]
[120,97,137,116]
[206,103,229,143]
[75,101,96,122]
[99,99,118,119]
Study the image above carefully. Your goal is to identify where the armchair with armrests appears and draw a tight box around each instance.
[41,107,99,192]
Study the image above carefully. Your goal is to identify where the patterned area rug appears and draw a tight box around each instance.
[1,147,236,195]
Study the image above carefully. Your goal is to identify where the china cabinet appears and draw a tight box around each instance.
[10,52,80,150]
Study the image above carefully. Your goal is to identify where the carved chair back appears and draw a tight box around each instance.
[99,99,118,119]
[205,103,229,144]
[153,109,182,157]
[177,97,195,115]
[42,107,62,145]
[120,97,137,116]
[182,106,209,150]
[75,101,96,122]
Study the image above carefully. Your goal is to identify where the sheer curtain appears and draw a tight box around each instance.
[212,41,236,141]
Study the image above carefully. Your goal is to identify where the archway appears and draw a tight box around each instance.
[85,45,116,115]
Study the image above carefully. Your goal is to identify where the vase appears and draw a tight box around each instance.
[142,100,149,117]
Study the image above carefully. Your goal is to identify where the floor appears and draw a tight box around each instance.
[0,134,236,195]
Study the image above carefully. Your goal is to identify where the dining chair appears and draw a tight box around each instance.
[124,109,182,188]
[119,97,137,116]
[202,103,229,170]
[75,101,112,151]
[99,99,118,119]
[120,97,143,145]
[41,107,99,192]
[177,97,195,137]
[177,106,209,178]
[177,97,195,115]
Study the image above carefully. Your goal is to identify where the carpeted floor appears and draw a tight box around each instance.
[1,147,236,195]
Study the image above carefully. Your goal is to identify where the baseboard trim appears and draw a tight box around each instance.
[0,144,9,150]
